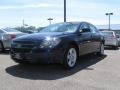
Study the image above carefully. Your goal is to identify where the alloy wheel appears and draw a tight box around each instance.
[67,48,77,68]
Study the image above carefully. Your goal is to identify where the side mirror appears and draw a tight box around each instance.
[79,28,90,33]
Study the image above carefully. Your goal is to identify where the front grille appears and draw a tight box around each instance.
[14,41,35,44]
[12,41,36,53]
[12,48,32,53]
[20,44,34,48]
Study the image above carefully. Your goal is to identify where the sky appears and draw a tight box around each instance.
[0,0,120,28]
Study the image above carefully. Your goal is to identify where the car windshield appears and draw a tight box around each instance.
[39,23,79,33]
[4,28,21,32]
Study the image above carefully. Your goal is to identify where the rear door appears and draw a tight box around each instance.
[89,24,101,52]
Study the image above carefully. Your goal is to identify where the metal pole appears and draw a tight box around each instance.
[23,19,24,27]
[109,15,110,30]
[106,13,113,30]
[48,18,53,25]
[64,0,66,22]
[49,20,51,25]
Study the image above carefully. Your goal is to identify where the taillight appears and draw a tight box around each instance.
[11,34,16,39]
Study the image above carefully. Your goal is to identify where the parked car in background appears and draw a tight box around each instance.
[116,34,120,46]
[0,28,27,52]
[102,31,119,49]
[10,22,104,69]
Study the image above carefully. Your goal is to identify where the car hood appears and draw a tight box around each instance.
[13,32,71,42]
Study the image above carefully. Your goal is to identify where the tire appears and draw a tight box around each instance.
[0,42,4,53]
[97,43,104,56]
[63,45,78,69]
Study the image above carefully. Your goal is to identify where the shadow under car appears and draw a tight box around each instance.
[5,54,107,80]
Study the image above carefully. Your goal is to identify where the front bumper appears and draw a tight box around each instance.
[10,47,65,64]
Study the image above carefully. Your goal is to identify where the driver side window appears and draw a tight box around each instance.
[79,24,90,33]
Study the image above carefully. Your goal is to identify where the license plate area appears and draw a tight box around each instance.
[14,53,32,60]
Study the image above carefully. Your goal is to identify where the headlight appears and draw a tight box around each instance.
[39,37,61,48]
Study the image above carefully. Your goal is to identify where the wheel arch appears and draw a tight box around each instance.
[69,41,79,57]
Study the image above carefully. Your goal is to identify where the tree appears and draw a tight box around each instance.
[37,27,45,32]
[15,26,36,34]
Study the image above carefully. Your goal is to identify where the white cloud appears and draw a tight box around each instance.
[66,1,120,25]
[0,0,120,27]
[0,3,62,10]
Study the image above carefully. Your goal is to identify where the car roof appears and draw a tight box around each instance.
[66,21,90,24]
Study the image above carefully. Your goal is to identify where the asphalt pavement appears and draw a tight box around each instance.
[0,48,120,90]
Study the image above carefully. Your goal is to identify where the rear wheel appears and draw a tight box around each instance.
[63,45,78,69]
[97,43,104,56]
[0,42,4,53]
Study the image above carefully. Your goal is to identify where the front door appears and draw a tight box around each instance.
[77,23,92,55]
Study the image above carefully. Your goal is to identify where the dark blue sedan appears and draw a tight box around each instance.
[10,22,104,69]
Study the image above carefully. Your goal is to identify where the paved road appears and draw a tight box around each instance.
[0,48,120,90]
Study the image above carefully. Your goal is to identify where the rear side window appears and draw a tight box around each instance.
[79,23,91,33]
[89,24,99,33]
[81,23,89,29]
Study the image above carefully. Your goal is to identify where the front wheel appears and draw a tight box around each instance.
[97,43,104,56]
[63,46,78,69]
